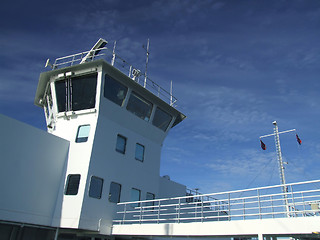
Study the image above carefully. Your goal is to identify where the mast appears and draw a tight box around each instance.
[260,121,296,217]
[272,121,290,216]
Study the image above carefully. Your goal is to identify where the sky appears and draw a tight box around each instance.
[1,0,320,194]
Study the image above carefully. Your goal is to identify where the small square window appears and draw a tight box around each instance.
[109,182,121,203]
[65,174,81,195]
[76,125,91,143]
[135,143,145,162]
[89,176,103,199]
[116,135,127,154]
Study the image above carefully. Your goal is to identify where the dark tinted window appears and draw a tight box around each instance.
[55,80,67,112]
[126,92,152,121]
[104,75,128,106]
[65,174,81,195]
[152,107,172,131]
[55,74,97,112]
[72,75,97,111]
[89,176,103,199]
[109,182,121,203]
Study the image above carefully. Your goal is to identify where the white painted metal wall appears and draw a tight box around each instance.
[0,114,69,227]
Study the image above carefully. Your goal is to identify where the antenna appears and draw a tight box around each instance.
[111,40,117,66]
[143,38,150,88]
[170,81,173,106]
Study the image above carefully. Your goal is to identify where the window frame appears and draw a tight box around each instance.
[55,73,97,113]
[126,91,153,122]
[109,182,122,203]
[88,176,104,199]
[152,106,173,132]
[135,143,145,162]
[116,134,127,154]
[65,174,81,195]
[131,188,141,208]
[104,74,128,106]
[75,125,91,143]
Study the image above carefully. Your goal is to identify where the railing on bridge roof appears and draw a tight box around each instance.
[114,179,320,225]
[51,45,178,107]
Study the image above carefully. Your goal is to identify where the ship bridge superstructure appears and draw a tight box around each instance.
[32,39,186,235]
[0,38,187,239]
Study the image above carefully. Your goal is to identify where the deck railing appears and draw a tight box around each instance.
[51,45,177,107]
[114,179,320,225]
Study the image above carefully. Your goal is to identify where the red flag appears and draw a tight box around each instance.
[260,140,266,150]
[296,134,302,145]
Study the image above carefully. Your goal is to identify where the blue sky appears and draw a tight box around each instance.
[1,0,320,193]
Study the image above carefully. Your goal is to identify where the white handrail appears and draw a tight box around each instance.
[114,179,320,224]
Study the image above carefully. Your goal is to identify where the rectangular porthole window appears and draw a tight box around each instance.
[131,188,141,208]
[76,125,91,143]
[126,91,153,121]
[152,107,172,131]
[109,182,121,203]
[116,134,127,154]
[104,75,128,106]
[89,176,103,199]
[65,174,81,195]
[135,143,145,162]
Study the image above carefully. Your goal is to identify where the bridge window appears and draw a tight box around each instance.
[55,73,97,112]
[109,182,121,203]
[131,188,141,208]
[75,125,90,143]
[135,143,145,162]
[104,75,128,106]
[89,176,103,199]
[116,134,127,154]
[126,91,153,122]
[65,174,81,195]
[152,107,172,131]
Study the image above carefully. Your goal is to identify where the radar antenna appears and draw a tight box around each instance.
[80,38,108,64]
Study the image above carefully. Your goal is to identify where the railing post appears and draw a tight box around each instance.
[122,204,127,225]
[201,196,204,222]
[301,192,306,216]
[243,198,246,220]
[157,200,161,224]
[228,193,231,221]
[71,55,75,66]
[178,198,181,223]
[290,185,296,217]
[257,189,262,219]
[139,202,143,224]
[271,196,274,218]
[217,200,220,221]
